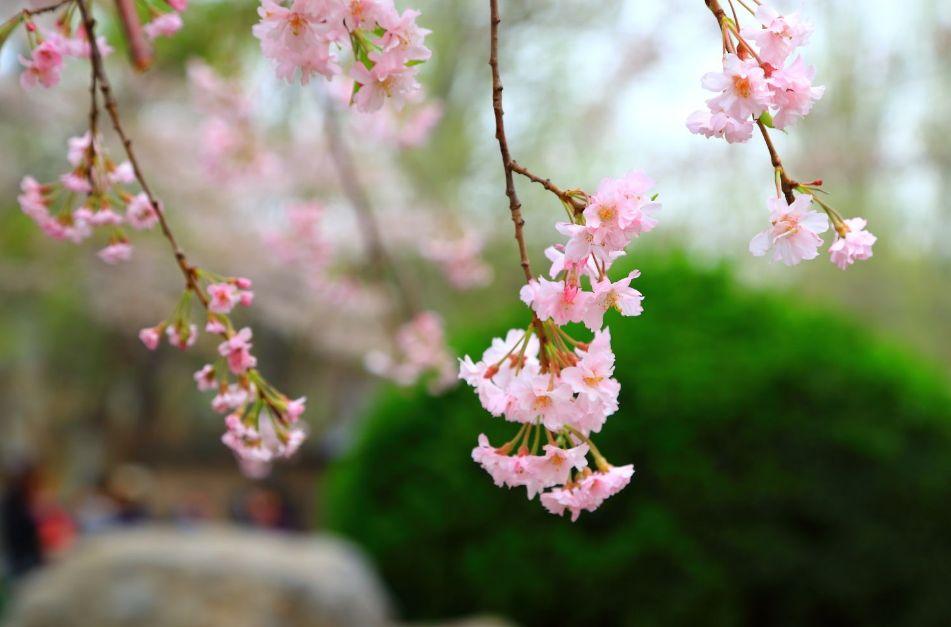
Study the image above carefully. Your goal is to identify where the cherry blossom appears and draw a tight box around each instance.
[749,195,829,266]
[19,40,63,90]
[829,218,877,270]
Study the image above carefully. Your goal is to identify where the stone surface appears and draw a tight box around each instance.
[5,525,392,627]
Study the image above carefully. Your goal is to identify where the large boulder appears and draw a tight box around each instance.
[6,525,392,627]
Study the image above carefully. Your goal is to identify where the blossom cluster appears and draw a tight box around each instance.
[686,4,822,142]
[253,0,431,112]
[11,0,186,91]
[365,311,457,392]
[421,228,493,290]
[688,2,876,270]
[461,170,660,521]
[18,133,151,264]
[139,271,308,476]
[14,7,113,90]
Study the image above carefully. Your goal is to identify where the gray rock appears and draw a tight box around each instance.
[5,525,391,627]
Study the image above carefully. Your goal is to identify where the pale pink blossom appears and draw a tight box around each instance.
[168,0,188,11]
[193,364,217,391]
[253,0,342,85]
[541,465,634,521]
[208,282,240,314]
[342,0,394,30]
[144,12,183,40]
[18,177,49,221]
[349,50,421,112]
[139,326,162,350]
[166,323,198,349]
[507,371,574,430]
[19,40,63,90]
[212,384,250,413]
[126,193,159,230]
[829,218,876,270]
[686,109,754,143]
[67,132,94,167]
[520,277,592,326]
[109,162,135,185]
[285,397,306,422]
[749,195,829,266]
[97,242,133,265]
[205,317,227,334]
[768,56,825,129]
[60,171,92,193]
[741,4,813,67]
[218,327,258,374]
[379,8,431,62]
[702,53,771,120]
[86,209,124,227]
[560,329,620,409]
[583,271,644,331]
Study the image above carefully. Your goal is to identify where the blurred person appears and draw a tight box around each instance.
[1,462,43,578]
[228,483,300,531]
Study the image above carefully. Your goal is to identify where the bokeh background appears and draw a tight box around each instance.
[1,1,950,626]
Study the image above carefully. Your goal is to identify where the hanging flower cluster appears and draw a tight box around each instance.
[6,0,306,477]
[365,311,457,392]
[253,0,431,112]
[461,171,660,520]
[688,1,876,269]
[421,228,493,290]
[7,3,113,90]
[18,133,143,264]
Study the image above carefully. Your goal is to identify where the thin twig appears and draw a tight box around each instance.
[20,0,71,19]
[322,95,419,318]
[114,0,152,72]
[77,0,209,309]
[704,0,797,204]
[488,0,549,365]
[509,160,587,215]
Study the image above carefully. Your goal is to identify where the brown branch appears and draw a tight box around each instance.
[114,0,153,72]
[489,0,549,365]
[756,120,796,203]
[77,0,208,309]
[704,0,798,204]
[509,160,587,215]
[20,0,71,18]
[322,96,419,318]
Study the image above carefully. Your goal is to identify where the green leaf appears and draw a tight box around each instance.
[0,14,23,52]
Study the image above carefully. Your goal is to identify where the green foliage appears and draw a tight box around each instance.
[326,255,951,627]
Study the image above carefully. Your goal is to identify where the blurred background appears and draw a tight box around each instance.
[1,1,950,626]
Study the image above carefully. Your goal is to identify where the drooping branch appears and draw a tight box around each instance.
[704,0,797,205]
[114,0,152,72]
[488,0,534,284]
[322,96,419,319]
[77,0,208,309]
[509,160,587,215]
[488,0,549,364]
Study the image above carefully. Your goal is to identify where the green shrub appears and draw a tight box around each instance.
[325,255,951,627]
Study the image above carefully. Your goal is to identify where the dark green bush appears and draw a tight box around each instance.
[325,255,951,627]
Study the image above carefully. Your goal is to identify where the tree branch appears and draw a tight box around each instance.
[322,96,419,318]
[509,160,587,215]
[77,0,208,310]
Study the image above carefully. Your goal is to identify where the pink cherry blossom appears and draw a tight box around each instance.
[583,271,644,331]
[166,323,198,349]
[540,465,634,521]
[67,132,94,167]
[144,12,184,41]
[212,384,250,413]
[252,0,342,85]
[126,193,159,230]
[520,277,592,326]
[205,317,227,334]
[560,329,620,408]
[285,397,306,422]
[109,162,135,185]
[342,0,394,30]
[829,218,876,270]
[749,195,829,266]
[507,371,575,430]
[139,326,162,351]
[19,40,63,90]
[168,0,189,11]
[379,8,431,63]
[193,364,217,391]
[741,4,813,67]
[702,53,771,121]
[350,50,422,112]
[686,109,754,143]
[218,327,258,374]
[208,282,240,314]
[97,242,133,265]
[768,56,825,129]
